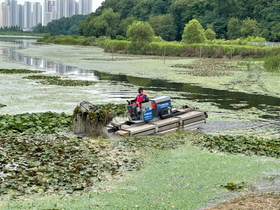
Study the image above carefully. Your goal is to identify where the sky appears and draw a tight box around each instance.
[1,0,104,12]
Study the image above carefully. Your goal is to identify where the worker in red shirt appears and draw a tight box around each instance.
[133,87,149,107]
[127,87,149,119]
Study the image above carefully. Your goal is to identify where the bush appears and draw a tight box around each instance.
[153,36,163,42]
[115,35,127,40]
[264,55,280,73]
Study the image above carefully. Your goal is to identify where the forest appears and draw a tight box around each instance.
[32,0,280,42]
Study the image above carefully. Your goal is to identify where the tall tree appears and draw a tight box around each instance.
[241,18,260,38]
[170,0,208,40]
[118,16,137,37]
[205,28,216,40]
[182,19,206,43]
[126,21,155,47]
[199,11,227,39]
[149,14,177,41]
[79,8,120,38]
[227,17,242,39]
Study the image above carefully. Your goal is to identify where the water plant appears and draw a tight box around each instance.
[191,134,280,158]
[0,133,140,195]
[221,182,245,191]
[22,75,96,86]
[0,69,44,74]
[0,112,72,135]
[172,58,233,77]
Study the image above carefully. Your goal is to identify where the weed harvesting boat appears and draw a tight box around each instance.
[108,96,208,136]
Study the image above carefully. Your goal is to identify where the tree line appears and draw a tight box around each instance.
[33,15,87,36]
[32,0,280,42]
[0,26,23,32]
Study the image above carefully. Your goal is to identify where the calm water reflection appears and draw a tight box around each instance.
[0,36,279,120]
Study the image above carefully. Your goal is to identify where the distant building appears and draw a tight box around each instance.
[56,0,79,19]
[0,3,10,27]
[33,2,42,27]
[79,0,92,15]
[8,0,19,26]
[44,0,56,26]
[2,0,92,28]
[18,4,23,28]
[23,1,32,29]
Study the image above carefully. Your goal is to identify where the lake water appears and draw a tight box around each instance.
[0,36,279,121]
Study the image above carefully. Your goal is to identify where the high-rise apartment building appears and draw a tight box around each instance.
[18,4,23,28]
[33,2,42,27]
[79,0,92,15]
[44,0,56,26]
[2,0,93,28]
[7,0,19,26]
[0,3,10,27]
[23,2,32,29]
[56,0,79,19]
[44,0,55,12]
[0,4,3,27]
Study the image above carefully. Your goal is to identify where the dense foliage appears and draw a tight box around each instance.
[0,26,22,32]
[79,8,120,38]
[264,55,280,73]
[33,15,88,36]
[77,0,280,42]
[126,21,155,48]
[182,19,207,44]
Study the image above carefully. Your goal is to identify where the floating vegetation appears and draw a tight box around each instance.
[23,75,96,86]
[0,69,44,74]
[221,182,245,191]
[188,58,233,77]
[0,112,72,135]
[170,59,233,77]
[119,131,198,149]
[73,103,126,124]
[171,64,194,69]
[73,102,126,137]
[192,134,280,158]
[0,134,140,195]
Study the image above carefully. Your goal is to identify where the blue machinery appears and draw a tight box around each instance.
[111,96,208,137]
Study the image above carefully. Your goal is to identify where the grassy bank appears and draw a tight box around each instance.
[0,32,44,37]
[37,34,280,59]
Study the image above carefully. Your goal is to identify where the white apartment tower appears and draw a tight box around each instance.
[18,4,23,28]
[6,0,19,26]
[0,3,10,27]
[23,1,32,29]
[2,0,93,28]
[33,2,42,27]
[44,0,56,26]
[79,0,92,15]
